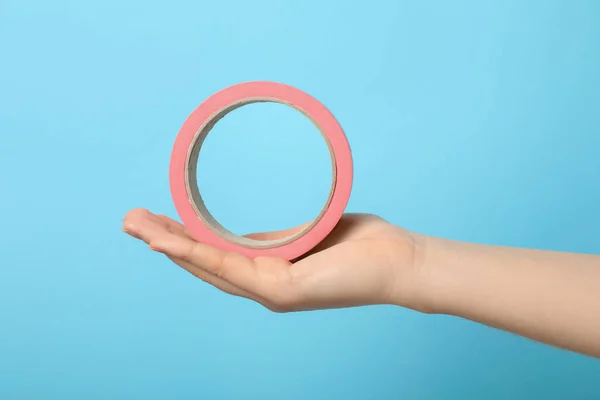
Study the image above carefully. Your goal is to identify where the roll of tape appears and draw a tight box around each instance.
[169,81,353,260]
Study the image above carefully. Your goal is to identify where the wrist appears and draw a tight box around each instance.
[382,228,430,313]
[387,230,460,315]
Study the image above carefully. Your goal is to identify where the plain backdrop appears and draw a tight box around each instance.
[1,0,599,398]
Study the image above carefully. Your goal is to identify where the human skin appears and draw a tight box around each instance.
[122,209,600,358]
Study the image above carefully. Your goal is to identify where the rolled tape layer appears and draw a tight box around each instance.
[169,81,353,260]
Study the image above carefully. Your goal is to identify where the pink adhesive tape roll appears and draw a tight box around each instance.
[169,81,353,260]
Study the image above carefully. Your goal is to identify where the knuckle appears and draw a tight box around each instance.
[217,251,247,279]
[183,242,201,263]
[213,252,232,279]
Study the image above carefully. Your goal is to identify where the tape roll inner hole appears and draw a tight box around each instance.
[185,98,337,249]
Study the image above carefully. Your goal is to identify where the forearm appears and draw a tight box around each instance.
[414,235,600,357]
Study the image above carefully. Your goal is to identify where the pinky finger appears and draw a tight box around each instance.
[161,254,282,312]
[166,255,251,298]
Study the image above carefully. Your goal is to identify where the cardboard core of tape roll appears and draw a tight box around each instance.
[184,98,337,249]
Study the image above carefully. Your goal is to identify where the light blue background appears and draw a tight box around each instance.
[1,0,599,398]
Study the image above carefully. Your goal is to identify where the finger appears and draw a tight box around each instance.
[154,214,195,239]
[164,254,284,311]
[292,215,367,261]
[123,210,287,310]
[124,209,294,308]
[123,209,179,248]
[152,213,308,242]
[123,209,194,245]
[124,211,256,295]
[149,232,260,294]
[124,209,259,294]
[167,255,250,297]
[122,208,161,242]
[168,253,289,311]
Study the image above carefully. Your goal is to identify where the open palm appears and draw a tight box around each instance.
[123,209,421,312]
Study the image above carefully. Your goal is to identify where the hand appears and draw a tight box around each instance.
[122,209,428,313]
